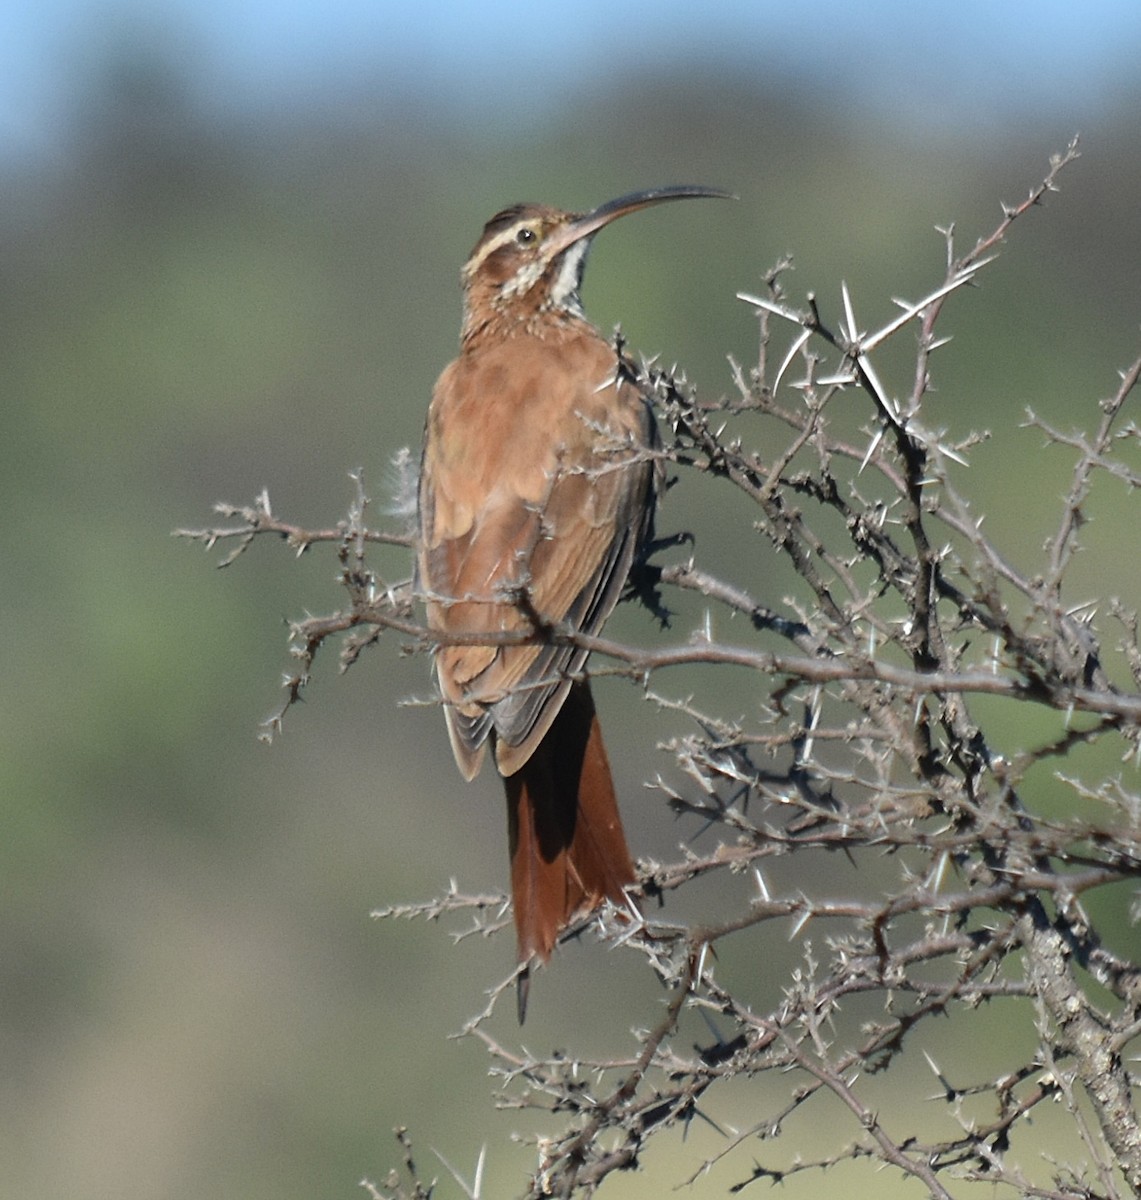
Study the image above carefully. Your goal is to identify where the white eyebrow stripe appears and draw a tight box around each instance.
[464,221,540,275]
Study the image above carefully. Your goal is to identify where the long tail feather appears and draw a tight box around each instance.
[503,681,635,1016]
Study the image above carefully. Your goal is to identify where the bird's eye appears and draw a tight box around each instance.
[515,226,537,246]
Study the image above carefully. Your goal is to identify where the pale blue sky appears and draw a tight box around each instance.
[3,0,1140,163]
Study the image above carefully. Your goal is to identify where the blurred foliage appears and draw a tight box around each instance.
[1,36,1139,1200]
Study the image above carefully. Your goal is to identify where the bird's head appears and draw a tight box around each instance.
[459,185,733,341]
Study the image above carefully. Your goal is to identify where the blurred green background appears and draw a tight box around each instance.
[3,3,1141,1197]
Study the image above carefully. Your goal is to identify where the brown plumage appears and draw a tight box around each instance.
[417,187,731,1015]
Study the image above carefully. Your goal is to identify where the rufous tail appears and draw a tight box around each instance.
[502,680,635,1017]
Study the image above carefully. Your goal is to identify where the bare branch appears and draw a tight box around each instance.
[187,141,1141,1199]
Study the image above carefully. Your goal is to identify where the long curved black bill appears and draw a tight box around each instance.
[545,185,735,256]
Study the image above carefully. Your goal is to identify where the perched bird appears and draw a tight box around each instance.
[418,186,730,1014]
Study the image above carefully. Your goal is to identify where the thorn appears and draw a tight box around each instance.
[860,357,896,419]
[860,423,886,473]
[697,940,710,981]
[789,904,812,939]
[936,440,969,467]
[737,291,806,326]
[754,867,771,901]
[841,280,859,343]
[774,327,814,393]
[929,850,949,893]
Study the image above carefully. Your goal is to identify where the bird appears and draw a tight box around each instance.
[417,185,731,1016]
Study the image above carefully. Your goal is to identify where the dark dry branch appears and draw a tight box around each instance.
[360,1127,437,1200]
[182,139,1141,1198]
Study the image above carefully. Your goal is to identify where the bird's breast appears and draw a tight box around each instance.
[428,332,636,491]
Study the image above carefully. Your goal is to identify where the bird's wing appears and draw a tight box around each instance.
[418,335,654,777]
